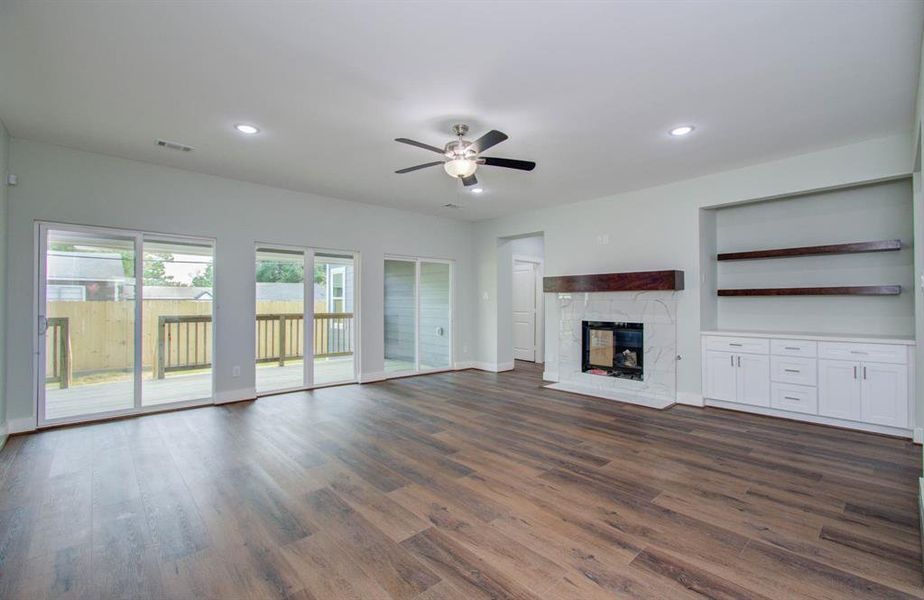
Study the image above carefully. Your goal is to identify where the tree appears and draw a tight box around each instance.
[255,261,326,285]
[191,264,213,287]
[143,253,179,286]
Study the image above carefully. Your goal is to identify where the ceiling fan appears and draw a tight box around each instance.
[394,124,536,187]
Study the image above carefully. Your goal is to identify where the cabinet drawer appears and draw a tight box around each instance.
[817,342,907,365]
[704,336,769,355]
[770,339,817,358]
[771,356,817,386]
[771,382,818,415]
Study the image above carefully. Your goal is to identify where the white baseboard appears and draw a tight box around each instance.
[213,388,256,405]
[359,371,389,383]
[7,417,36,434]
[453,361,476,370]
[676,392,705,407]
[472,361,515,373]
[914,428,923,445]
[706,398,913,439]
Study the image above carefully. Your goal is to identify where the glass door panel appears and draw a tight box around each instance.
[314,253,356,385]
[419,261,451,371]
[141,238,214,406]
[42,228,136,421]
[255,247,306,394]
[384,259,417,373]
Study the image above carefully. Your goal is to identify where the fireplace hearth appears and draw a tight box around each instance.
[582,321,644,380]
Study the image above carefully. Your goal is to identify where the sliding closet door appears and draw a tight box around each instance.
[39,226,138,423]
[419,261,451,371]
[383,257,453,376]
[384,259,417,374]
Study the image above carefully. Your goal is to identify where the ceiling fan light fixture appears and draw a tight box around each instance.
[443,158,477,178]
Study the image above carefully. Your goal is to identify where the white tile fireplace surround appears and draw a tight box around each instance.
[545,291,679,408]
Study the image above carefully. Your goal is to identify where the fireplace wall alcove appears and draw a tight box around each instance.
[542,270,683,409]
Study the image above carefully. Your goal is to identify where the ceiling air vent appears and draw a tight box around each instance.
[443,203,462,210]
[156,139,194,152]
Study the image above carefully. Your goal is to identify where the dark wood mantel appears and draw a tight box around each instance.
[543,270,684,293]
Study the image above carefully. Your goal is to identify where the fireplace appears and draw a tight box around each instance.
[582,321,644,380]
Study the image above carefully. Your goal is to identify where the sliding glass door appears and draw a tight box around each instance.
[41,228,137,421]
[255,246,357,395]
[384,257,452,376]
[38,224,214,426]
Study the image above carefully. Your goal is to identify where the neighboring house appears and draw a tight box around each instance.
[46,251,130,301]
[142,286,213,300]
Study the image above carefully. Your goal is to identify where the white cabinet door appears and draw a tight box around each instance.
[861,363,908,428]
[736,354,770,407]
[818,359,861,421]
[704,351,737,402]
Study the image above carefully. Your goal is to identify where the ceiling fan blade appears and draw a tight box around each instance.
[395,161,443,174]
[480,157,536,171]
[461,174,478,187]
[470,130,508,153]
[395,138,445,154]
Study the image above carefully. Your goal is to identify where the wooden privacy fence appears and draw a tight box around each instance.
[156,312,354,378]
[45,317,71,388]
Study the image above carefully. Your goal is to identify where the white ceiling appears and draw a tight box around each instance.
[0,1,921,221]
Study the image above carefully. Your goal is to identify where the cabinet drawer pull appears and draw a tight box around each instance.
[850,350,868,355]
[729,343,743,347]
[784,369,800,373]
[853,366,858,379]
[784,346,800,351]
[863,366,867,380]
[783,396,801,401]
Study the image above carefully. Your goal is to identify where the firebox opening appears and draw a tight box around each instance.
[582,321,643,380]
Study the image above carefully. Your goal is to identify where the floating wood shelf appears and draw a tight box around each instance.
[717,239,901,261]
[543,270,684,293]
[718,285,901,297]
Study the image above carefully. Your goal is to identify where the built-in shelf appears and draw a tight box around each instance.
[543,270,684,293]
[718,285,901,297]
[717,239,901,261]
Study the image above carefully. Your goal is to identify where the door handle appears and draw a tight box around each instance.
[38,315,48,336]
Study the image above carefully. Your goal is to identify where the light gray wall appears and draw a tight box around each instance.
[6,139,475,423]
[715,179,914,335]
[0,122,8,439]
[472,134,911,404]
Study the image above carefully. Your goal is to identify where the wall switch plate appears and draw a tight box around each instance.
[232,366,240,377]
[596,233,610,245]
[5,174,16,186]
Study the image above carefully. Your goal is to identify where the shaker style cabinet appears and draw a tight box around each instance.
[702,333,913,437]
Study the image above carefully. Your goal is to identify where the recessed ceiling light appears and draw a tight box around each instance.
[471,188,484,194]
[235,124,260,134]
[669,125,695,136]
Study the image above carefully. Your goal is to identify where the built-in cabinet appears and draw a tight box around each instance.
[702,332,914,437]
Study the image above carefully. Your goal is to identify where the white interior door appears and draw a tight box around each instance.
[512,261,537,362]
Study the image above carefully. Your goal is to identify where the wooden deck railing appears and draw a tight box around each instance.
[156,312,353,378]
[45,317,71,388]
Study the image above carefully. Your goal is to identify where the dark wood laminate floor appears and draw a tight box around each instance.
[0,361,921,599]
